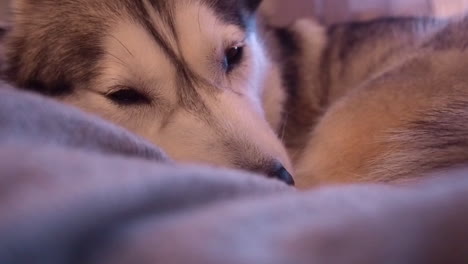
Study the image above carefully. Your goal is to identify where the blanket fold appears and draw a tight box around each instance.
[1,83,468,264]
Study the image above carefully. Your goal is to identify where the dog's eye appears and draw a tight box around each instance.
[107,88,151,105]
[224,45,244,72]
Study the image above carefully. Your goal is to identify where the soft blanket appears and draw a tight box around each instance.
[1,83,468,264]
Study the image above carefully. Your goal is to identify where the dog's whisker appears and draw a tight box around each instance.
[109,35,134,57]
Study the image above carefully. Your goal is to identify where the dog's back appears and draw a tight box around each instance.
[321,17,445,102]
[290,16,468,187]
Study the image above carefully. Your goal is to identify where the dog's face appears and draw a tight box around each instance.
[5,0,294,184]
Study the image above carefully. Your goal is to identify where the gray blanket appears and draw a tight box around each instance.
[1,83,468,264]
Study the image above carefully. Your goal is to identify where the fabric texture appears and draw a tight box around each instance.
[0,83,468,264]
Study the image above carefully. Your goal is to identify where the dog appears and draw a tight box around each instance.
[1,0,298,185]
[281,16,468,188]
[5,0,468,189]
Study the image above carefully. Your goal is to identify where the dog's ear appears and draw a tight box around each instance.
[244,0,263,12]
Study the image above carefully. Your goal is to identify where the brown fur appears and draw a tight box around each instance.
[289,17,468,188]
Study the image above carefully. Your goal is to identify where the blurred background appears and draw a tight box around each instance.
[1,0,468,25]
[263,0,468,25]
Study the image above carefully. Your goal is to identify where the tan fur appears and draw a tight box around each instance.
[289,17,468,188]
[280,19,328,162]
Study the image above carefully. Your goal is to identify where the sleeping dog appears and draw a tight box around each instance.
[4,0,468,188]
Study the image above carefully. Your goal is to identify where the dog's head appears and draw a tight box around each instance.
[4,0,294,184]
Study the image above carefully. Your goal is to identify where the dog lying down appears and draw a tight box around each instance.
[4,0,468,188]
[0,84,468,264]
[2,0,468,262]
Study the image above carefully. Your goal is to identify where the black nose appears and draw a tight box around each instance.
[269,164,295,186]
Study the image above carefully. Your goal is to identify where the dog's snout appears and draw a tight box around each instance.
[269,163,295,186]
